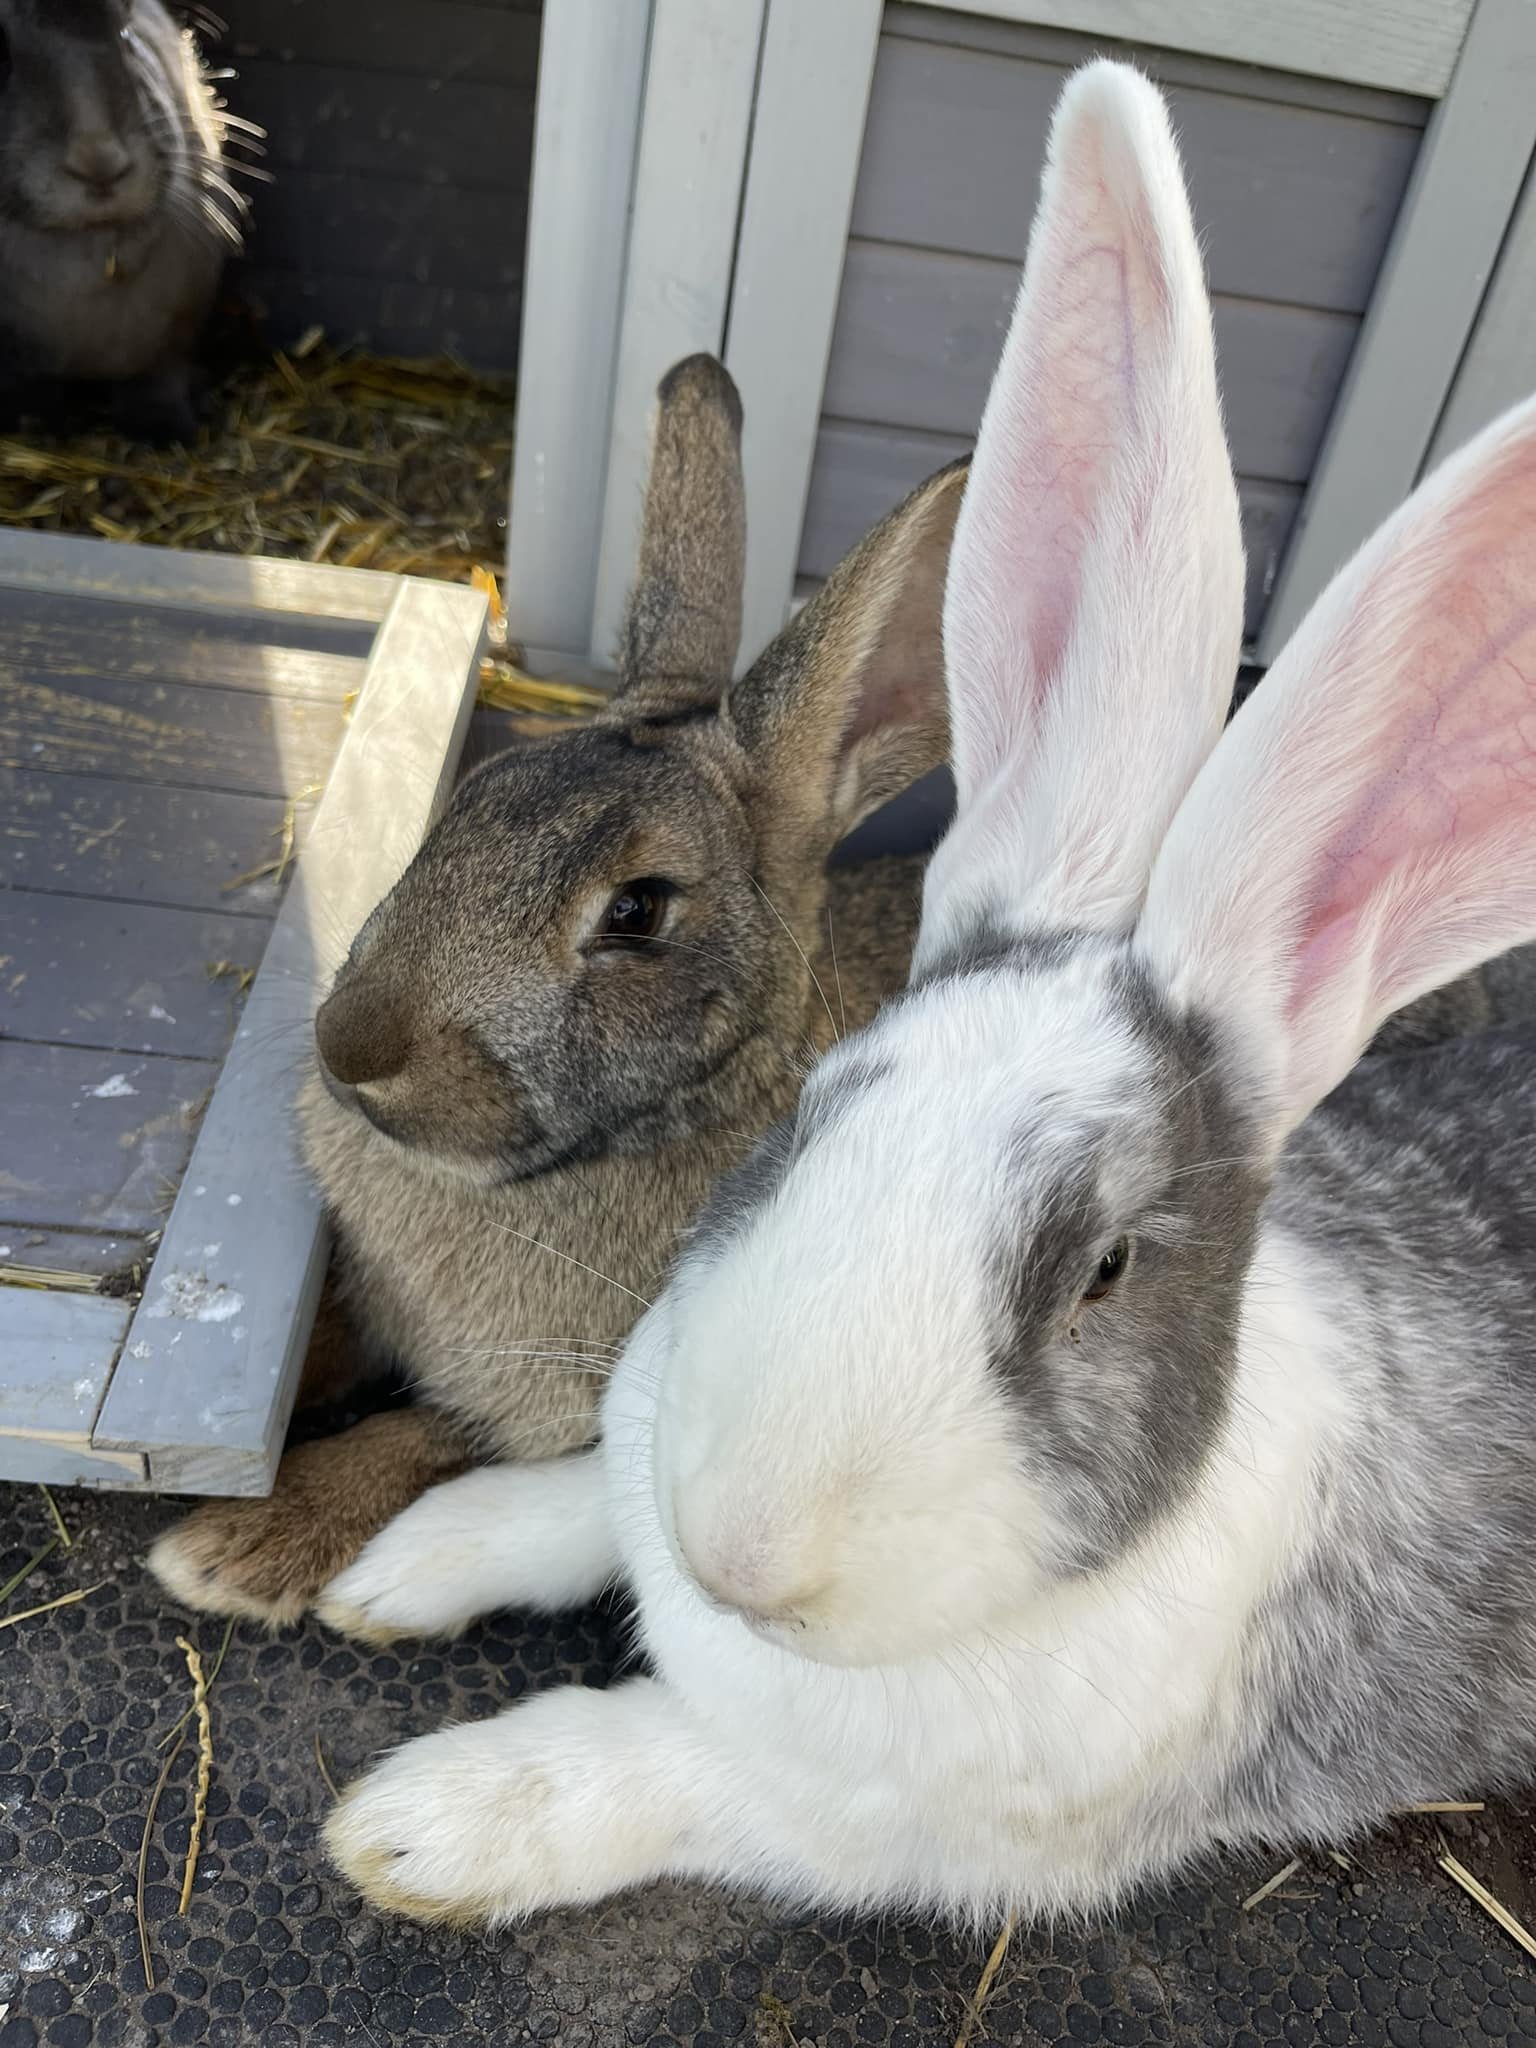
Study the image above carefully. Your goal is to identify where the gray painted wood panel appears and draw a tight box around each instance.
[0,1042,217,1236]
[2,772,305,914]
[883,7,1432,121]
[1430,153,1536,466]
[850,33,1424,312]
[0,893,267,1059]
[0,1290,143,1487]
[216,0,540,366]
[231,59,535,191]
[799,420,1299,640]
[0,1229,149,1283]
[822,240,1358,484]
[1,671,345,797]
[1,591,365,700]
[224,1,542,85]
[0,530,398,624]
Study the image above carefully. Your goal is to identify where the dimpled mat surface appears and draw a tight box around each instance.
[2,1484,1534,2048]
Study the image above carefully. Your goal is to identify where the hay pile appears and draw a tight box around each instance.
[0,333,606,716]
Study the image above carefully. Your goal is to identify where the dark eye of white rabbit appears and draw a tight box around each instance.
[593,877,673,950]
[1081,1235,1132,1304]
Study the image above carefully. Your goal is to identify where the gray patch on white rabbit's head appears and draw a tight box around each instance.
[983,946,1267,1575]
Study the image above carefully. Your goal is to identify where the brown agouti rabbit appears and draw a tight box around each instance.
[150,355,967,1623]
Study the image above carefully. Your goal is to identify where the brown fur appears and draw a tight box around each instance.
[150,355,964,1624]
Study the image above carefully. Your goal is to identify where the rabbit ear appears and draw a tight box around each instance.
[1140,395,1536,1151]
[919,61,1243,959]
[725,457,966,851]
[616,354,746,714]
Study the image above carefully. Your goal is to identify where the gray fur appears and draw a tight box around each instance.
[0,0,238,432]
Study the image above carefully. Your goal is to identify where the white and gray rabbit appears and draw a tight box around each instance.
[0,0,242,440]
[320,61,1536,1928]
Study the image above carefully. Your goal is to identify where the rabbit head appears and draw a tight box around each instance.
[0,0,188,233]
[312,354,964,1189]
[651,64,1536,1671]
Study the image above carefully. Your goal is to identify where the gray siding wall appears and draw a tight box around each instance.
[800,4,1431,642]
[212,0,542,371]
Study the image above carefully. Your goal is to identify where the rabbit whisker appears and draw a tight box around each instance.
[483,1221,653,1311]
[750,876,840,1047]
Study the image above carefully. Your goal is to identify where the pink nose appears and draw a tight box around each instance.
[672,1491,824,1625]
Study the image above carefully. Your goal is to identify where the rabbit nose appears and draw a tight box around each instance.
[672,1489,826,1628]
[64,135,133,192]
[314,980,413,1088]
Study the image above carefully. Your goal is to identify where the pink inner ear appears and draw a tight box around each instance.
[1284,459,1536,1031]
[953,135,1172,783]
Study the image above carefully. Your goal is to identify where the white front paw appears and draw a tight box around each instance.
[324,1692,669,1925]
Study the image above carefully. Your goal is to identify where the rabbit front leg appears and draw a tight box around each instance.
[316,1450,618,1643]
[326,1678,779,1925]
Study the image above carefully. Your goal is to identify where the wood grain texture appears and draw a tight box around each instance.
[0,1228,150,1284]
[0,1289,143,1486]
[0,891,269,1058]
[850,34,1422,313]
[0,530,398,624]
[0,1042,217,1236]
[0,671,345,796]
[2,771,307,913]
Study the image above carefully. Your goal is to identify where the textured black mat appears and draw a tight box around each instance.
[2,1483,1534,2048]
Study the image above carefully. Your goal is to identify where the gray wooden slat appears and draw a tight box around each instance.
[239,168,525,293]
[907,0,1471,100]
[799,421,1298,642]
[0,1289,144,1486]
[0,529,398,624]
[504,0,651,661]
[0,1229,149,1284]
[229,58,535,188]
[3,770,306,913]
[882,6,1433,123]
[1429,154,1536,467]
[221,0,542,83]
[822,239,1358,485]
[849,33,1422,314]
[0,589,368,699]
[0,1043,218,1236]
[1,670,345,796]
[95,580,487,1494]
[0,891,269,1057]
[1256,0,1536,660]
[239,269,524,374]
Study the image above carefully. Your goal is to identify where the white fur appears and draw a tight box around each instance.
[328,1229,1346,1920]
[317,1456,617,1641]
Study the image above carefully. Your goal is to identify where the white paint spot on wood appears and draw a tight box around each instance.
[83,1073,137,1098]
[147,1272,246,1325]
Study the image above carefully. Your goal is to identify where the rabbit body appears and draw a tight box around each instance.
[150,357,962,1622]
[322,62,1536,1931]
[0,0,237,433]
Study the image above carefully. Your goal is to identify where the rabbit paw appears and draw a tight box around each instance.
[148,1410,471,1628]
[316,1455,617,1644]
[325,1687,677,1924]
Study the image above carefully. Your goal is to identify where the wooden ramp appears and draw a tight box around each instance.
[0,533,485,1494]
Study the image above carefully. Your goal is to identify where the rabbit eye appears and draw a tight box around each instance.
[596,877,672,948]
[1081,1236,1131,1303]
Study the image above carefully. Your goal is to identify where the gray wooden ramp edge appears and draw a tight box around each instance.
[89,579,487,1494]
[0,1291,144,1489]
[0,529,396,627]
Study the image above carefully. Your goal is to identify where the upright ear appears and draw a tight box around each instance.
[917,61,1243,963]
[616,353,746,717]
[1140,394,1536,1151]
[724,457,967,854]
